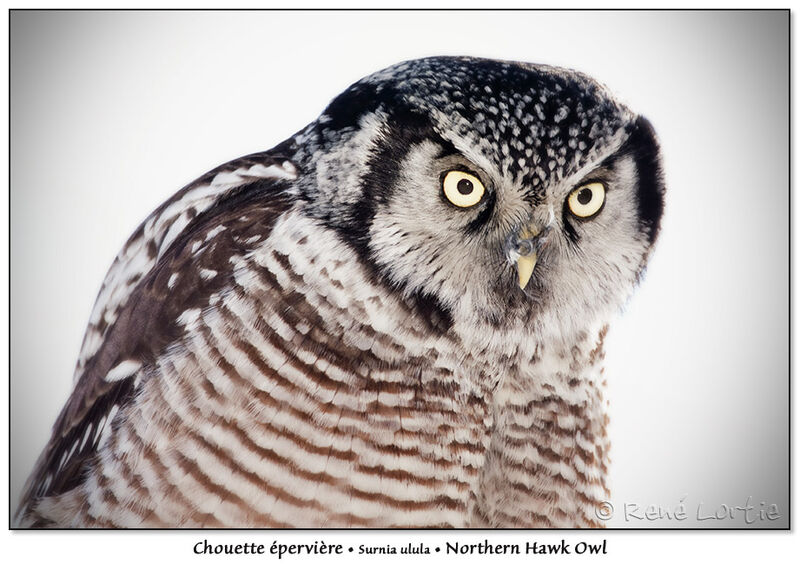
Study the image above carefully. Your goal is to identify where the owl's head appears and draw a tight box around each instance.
[293,56,664,346]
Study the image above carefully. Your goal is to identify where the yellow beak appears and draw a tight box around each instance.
[516,223,541,290]
[517,253,538,290]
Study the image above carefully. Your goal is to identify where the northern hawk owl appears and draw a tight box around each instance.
[17,56,665,528]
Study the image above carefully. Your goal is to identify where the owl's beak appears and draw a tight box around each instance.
[516,224,541,290]
[517,254,538,290]
[508,212,553,290]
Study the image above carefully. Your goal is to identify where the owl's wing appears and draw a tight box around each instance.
[16,149,300,523]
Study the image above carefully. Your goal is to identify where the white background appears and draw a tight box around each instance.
[4,6,794,563]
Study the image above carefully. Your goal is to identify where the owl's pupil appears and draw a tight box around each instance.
[577,188,592,205]
[457,179,474,195]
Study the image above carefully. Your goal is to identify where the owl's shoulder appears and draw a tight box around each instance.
[75,152,300,378]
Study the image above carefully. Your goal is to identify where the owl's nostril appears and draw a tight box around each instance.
[507,220,551,259]
[505,233,530,263]
[517,238,535,256]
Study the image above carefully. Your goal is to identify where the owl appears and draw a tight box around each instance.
[16,56,664,528]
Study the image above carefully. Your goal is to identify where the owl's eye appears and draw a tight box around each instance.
[567,182,606,218]
[442,170,486,208]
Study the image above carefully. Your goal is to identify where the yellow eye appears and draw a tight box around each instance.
[567,182,606,218]
[442,170,486,208]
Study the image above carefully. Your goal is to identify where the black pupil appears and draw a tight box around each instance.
[457,178,474,195]
[577,188,593,205]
